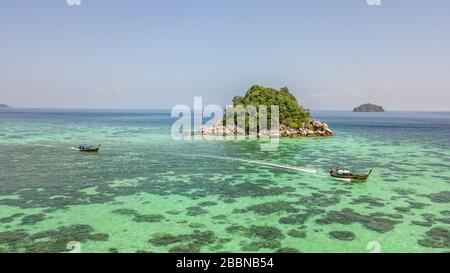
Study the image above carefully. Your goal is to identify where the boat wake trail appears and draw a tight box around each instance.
[151,151,323,176]
[189,154,319,175]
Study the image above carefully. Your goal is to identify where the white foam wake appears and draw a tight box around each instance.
[199,154,318,174]
[150,151,321,175]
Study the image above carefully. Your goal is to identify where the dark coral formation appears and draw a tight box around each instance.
[411,213,450,227]
[169,243,201,253]
[316,208,361,225]
[225,225,246,234]
[242,240,281,251]
[279,214,309,225]
[224,224,286,250]
[298,192,340,207]
[21,213,46,225]
[392,188,416,196]
[316,208,401,233]
[112,208,139,215]
[239,201,298,215]
[0,224,109,253]
[406,201,429,209]
[149,230,216,253]
[248,225,284,240]
[198,201,218,207]
[0,230,29,252]
[287,229,306,238]
[0,213,25,224]
[440,210,450,217]
[350,195,385,207]
[276,247,301,253]
[188,223,206,229]
[394,206,411,213]
[186,206,208,216]
[222,182,295,198]
[133,214,165,223]
[329,231,355,241]
[112,208,165,223]
[417,227,450,249]
[427,191,450,204]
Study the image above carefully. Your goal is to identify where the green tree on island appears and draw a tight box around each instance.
[231,85,311,129]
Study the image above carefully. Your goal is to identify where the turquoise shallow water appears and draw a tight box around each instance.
[0,109,449,253]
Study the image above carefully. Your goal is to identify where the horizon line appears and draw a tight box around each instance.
[2,106,450,113]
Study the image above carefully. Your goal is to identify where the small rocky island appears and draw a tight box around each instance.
[198,85,333,137]
[353,103,385,112]
[0,104,11,108]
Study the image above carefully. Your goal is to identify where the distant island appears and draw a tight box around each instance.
[198,85,333,137]
[353,103,385,112]
[0,104,11,108]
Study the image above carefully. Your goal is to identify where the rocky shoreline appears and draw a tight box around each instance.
[197,119,334,137]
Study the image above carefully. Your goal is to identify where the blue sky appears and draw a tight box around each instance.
[1,0,449,110]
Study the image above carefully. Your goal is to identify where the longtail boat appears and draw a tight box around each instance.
[330,168,372,181]
[78,144,101,152]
